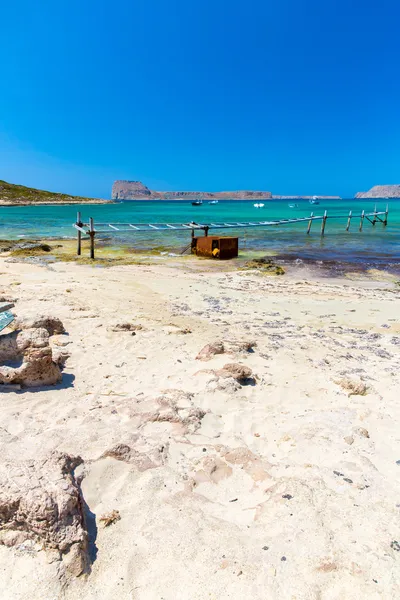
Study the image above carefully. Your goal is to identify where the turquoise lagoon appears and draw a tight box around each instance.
[1,198,399,267]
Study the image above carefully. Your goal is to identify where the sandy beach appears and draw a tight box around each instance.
[0,255,399,599]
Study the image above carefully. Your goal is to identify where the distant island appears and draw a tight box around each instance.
[112,180,341,201]
[355,185,400,198]
[0,180,109,206]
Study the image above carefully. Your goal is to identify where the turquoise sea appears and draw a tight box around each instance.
[1,198,399,268]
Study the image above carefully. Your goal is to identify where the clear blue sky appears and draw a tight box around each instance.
[1,0,400,198]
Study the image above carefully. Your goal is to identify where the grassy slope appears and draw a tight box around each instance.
[0,179,105,204]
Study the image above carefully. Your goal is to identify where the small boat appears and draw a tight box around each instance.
[254,203,265,208]
[192,200,203,206]
[288,203,299,208]
[309,196,320,205]
[208,200,218,205]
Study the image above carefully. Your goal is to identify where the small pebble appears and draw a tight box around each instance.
[391,541,400,552]
[281,556,287,561]
[282,494,293,500]
[229,498,238,503]
[262,546,269,551]
[344,478,353,484]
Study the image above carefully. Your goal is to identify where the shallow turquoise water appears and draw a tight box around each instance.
[1,198,399,266]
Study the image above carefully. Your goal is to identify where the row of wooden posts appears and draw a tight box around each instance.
[306,205,388,236]
[75,206,389,259]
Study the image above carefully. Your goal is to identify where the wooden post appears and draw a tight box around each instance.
[204,226,209,237]
[346,210,352,231]
[77,211,82,256]
[307,212,314,234]
[372,204,377,225]
[321,210,327,236]
[384,204,388,226]
[89,217,95,259]
[359,210,365,232]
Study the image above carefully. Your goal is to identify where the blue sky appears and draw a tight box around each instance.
[1,0,400,198]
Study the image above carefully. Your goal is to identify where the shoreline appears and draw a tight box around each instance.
[1,237,399,279]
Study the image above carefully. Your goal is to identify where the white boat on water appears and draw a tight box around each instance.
[254,203,265,208]
[208,200,218,205]
[309,196,320,205]
[288,203,299,208]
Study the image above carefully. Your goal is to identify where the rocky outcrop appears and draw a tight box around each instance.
[112,180,273,200]
[0,452,88,577]
[112,180,153,199]
[355,185,400,198]
[0,316,66,387]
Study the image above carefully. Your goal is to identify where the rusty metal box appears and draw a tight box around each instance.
[192,236,239,259]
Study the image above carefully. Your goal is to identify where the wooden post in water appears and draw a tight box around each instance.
[346,210,352,231]
[76,211,82,256]
[321,210,327,236]
[372,204,377,225]
[89,217,95,259]
[307,212,314,234]
[359,210,365,232]
[384,204,388,226]
[204,226,209,237]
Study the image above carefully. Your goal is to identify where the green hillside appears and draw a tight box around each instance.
[0,179,107,204]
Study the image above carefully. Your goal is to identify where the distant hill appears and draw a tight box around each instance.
[112,180,273,200]
[112,180,341,201]
[355,185,400,198]
[0,180,108,205]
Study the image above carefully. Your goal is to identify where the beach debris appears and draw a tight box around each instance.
[391,541,400,552]
[163,325,192,335]
[0,452,88,577]
[344,436,354,445]
[99,510,121,528]
[216,363,253,384]
[110,322,143,333]
[355,427,370,438]
[196,339,256,361]
[196,341,225,361]
[336,377,367,396]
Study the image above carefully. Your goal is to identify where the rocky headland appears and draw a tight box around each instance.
[355,185,400,198]
[112,180,342,201]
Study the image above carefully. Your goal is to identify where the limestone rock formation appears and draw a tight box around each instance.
[0,316,66,387]
[216,362,253,383]
[0,452,88,577]
[355,185,400,198]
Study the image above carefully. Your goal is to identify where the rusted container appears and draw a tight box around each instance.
[192,236,239,259]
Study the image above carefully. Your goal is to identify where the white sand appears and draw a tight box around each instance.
[0,257,399,599]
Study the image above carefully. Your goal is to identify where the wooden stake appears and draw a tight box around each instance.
[372,204,377,225]
[77,211,82,256]
[307,212,314,234]
[359,210,365,232]
[346,210,352,231]
[204,226,209,237]
[89,217,95,259]
[384,204,388,226]
[321,210,327,236]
